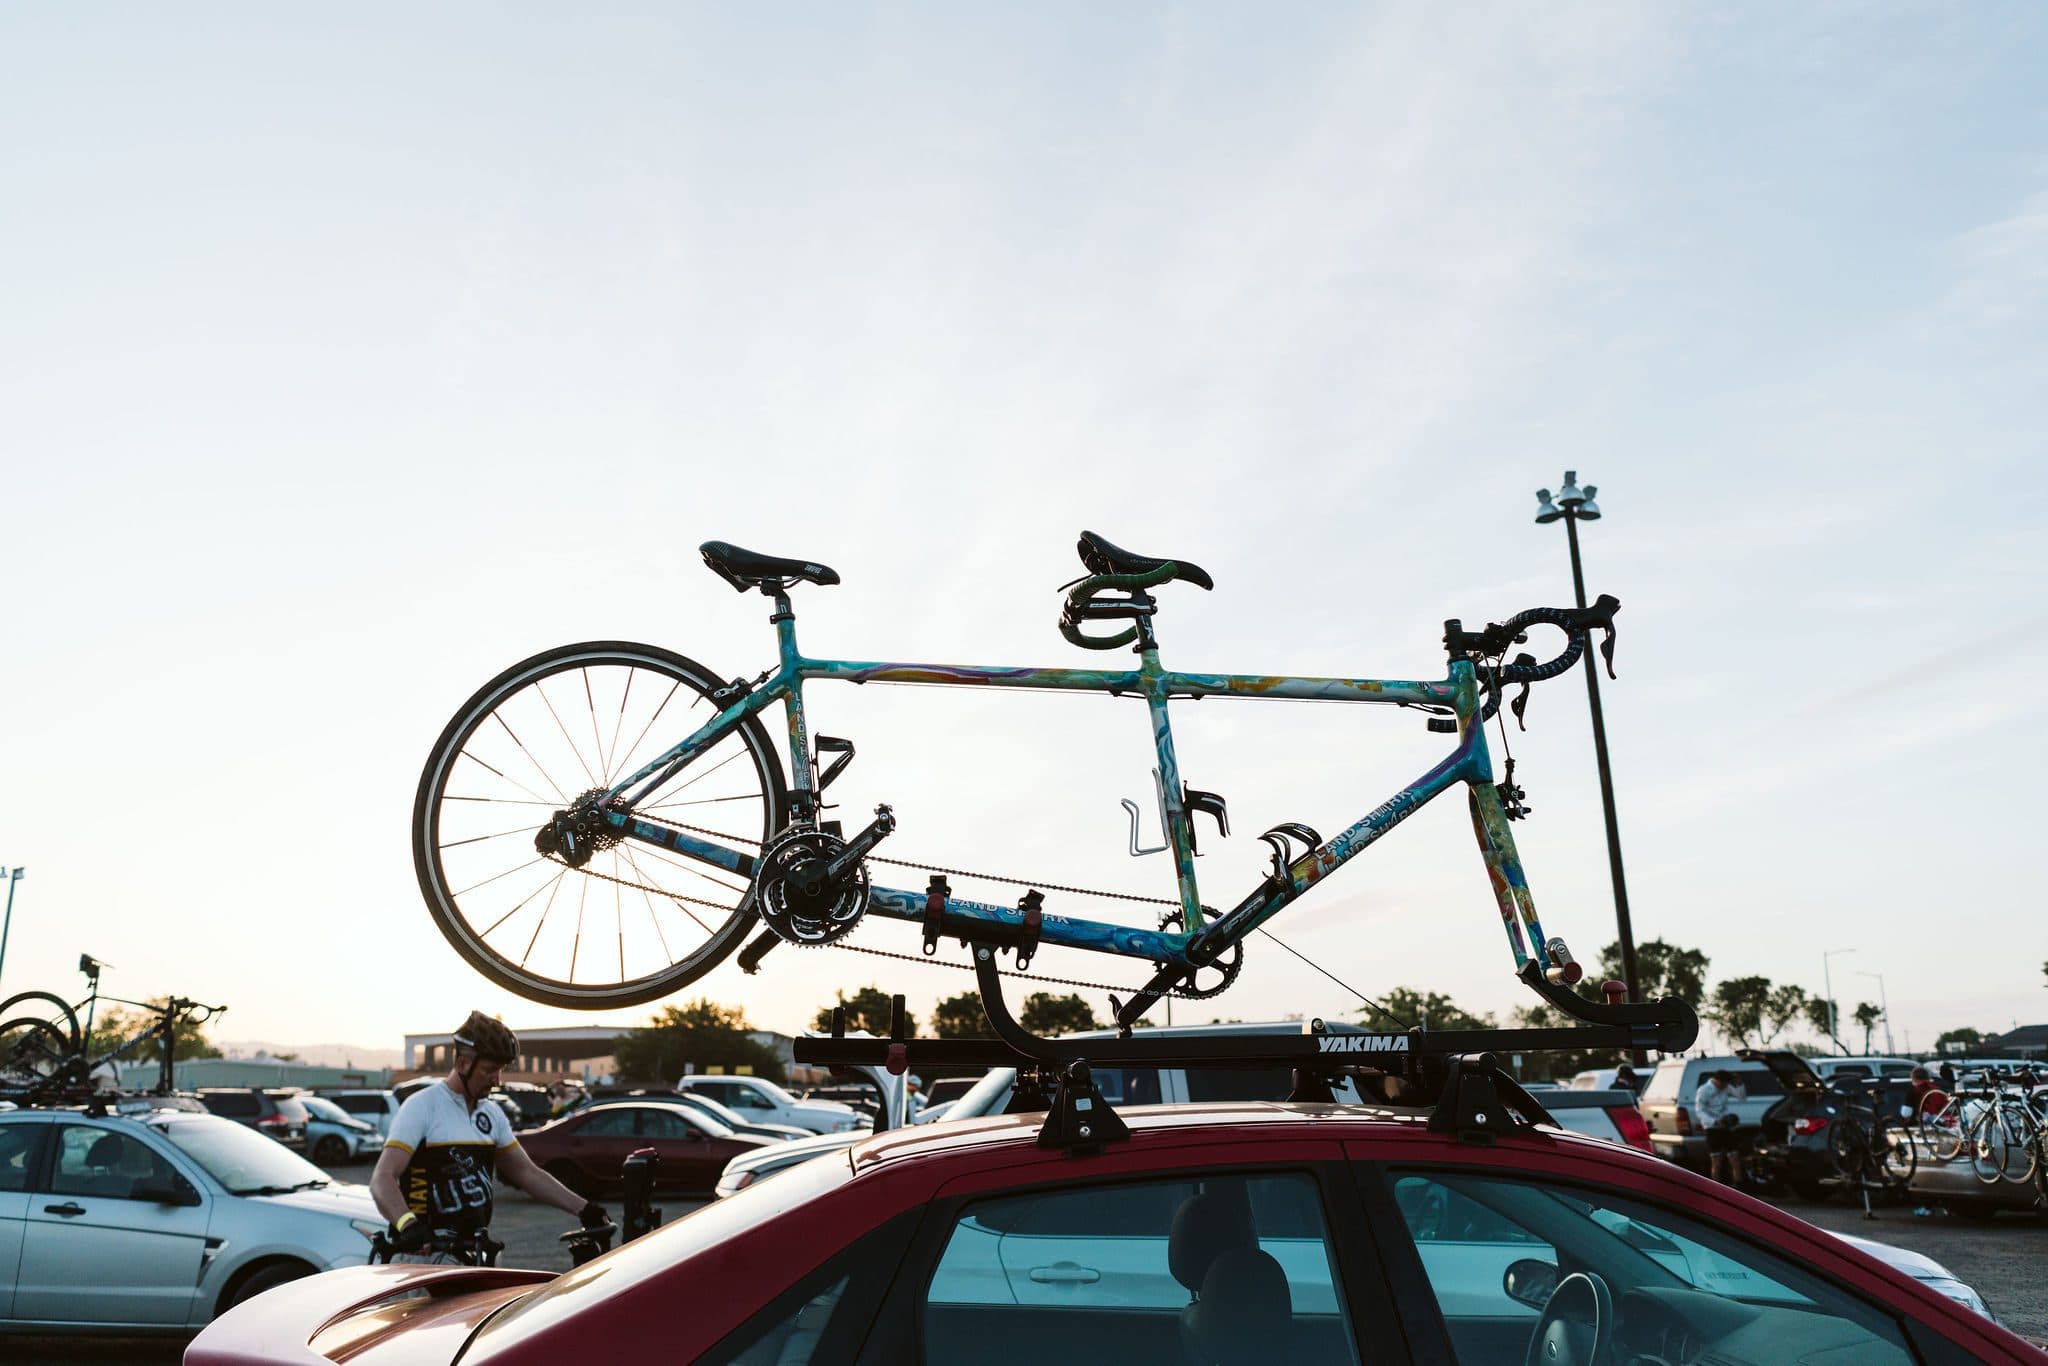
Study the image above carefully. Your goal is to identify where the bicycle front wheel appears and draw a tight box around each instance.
[0,991,81,1053]
[1918,1111,1964,1164]
[414,642,789,1009]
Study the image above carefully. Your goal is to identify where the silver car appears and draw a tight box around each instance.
[0,1107,382,1333]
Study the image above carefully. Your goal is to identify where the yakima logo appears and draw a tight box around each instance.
[1316,1034,1408,1054]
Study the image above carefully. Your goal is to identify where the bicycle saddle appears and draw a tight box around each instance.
[699,541,841,592]
[1075,532,1214,590]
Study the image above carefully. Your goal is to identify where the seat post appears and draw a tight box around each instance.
[765,586,800,662]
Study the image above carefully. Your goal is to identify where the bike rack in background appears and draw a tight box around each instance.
[793,970,1700,1156]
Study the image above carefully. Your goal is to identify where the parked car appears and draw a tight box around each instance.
[1811,1056,1920,1084]
[911,1100,955,1126]
[919,1075,981,1109]
[194,1088,309,1152]
[291,1093,384,1165]
[314,1088,401,1139]
[518,1100,775,1197]
[0,1106,382,1334]
[189,1087,2038,1363]
[391,1076,437,1105]
[578,1088,809,1141]
[496,1082,554,1130]
[674,1074,861,1134]
[1635,1053,1787,1173]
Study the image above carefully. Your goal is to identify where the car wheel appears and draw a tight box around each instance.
[1790,1180,1832,1202]
[546,1160,589,1197]
[313,1135,349,1166]
[223,1260,314,1312]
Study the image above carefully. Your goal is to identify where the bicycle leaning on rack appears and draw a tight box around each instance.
[413,533,1657,1039]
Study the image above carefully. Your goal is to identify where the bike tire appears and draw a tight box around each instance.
[0,1017,78,1087]
[415,642,789,1009]
[1874,1118,1917,1188]
[1969,1111,2012,1185]
[1918,1111,1964,1164]
[0,992,81,1054]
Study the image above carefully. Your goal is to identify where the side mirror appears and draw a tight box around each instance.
[1503,1258,1559,1310]
[132,1177,202,1207]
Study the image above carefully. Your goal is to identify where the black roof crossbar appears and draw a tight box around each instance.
[793,954,1698,1154]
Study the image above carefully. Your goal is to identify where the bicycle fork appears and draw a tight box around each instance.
[1469,782,1577,984]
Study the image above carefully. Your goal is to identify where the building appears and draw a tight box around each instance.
[1984,1024,2048,1060]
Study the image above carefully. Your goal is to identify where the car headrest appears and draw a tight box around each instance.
[1168,1189,1255,1295]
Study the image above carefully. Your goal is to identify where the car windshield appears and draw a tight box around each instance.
[747,1079,800,1107]
[300,1096,350,1124]
[680,1093,749,1127]
[152,1115,330,1193]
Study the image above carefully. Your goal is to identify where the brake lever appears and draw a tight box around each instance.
[1508,653,1535,730]
[1598,622,1617,679]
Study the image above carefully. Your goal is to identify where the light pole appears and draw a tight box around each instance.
[1823,947,1855,1054]
[0,867,23,989]
[1858,970,1893,1055]
[1533,474,1639,1007]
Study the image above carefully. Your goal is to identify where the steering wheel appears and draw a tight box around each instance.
[1524,1271,1614,1366]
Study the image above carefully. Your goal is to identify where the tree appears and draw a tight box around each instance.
[1801,995,1844,1051]
[1852,1002,1883,1054]
[1705,976,1774,1048]
[614,998,784,1086]
[1601,939,1710,1006]
[812,985,915,1038]
[85,999,223,1065]
[1362,988,1495,1032]
[931,992,990,1039]
[1934,1027,1988,1056]
[1020,993,1097,1035]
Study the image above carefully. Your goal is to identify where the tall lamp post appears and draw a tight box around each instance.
[1533,474,1639,1008]
[1822,947,1855,1054]
[1858,969,1893,1055]
[0,866,23,989]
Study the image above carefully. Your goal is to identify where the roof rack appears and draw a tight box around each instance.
[792,950,1697,1154]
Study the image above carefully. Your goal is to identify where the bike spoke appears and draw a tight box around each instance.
[535,678,600,791]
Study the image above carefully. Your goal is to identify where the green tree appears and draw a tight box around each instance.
[1934,1027,1988,1056]
[1598,939,1710,1005]
[614,999,784,1086]
[1363,987,1495,1032]
[1020,993,1097,1035]
[812,985,915,1038]
[931,992,990,1039]
[85,1000,223,1065]
[1705,976,1773,1048]
[1801,995,1843,1050]
[1852,1002,1883,1054]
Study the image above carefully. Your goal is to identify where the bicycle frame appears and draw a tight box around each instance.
[596,591,1560,979]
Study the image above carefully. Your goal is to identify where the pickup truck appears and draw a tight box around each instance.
[674,1073,861,1134]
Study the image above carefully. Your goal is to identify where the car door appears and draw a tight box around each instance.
[565,1108,641,1186]
[0,1119,51,1320]
[15,1122,209,1326]
[908,1157,1382,1365]
[633,1106,722,1187]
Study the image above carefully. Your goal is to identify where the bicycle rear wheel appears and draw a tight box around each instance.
[1873,1118,1917,1189]
[414,642,789,1009]
[1918,1111,1964,1164]
[0,991,81,1053]
[0,1017,77,1088]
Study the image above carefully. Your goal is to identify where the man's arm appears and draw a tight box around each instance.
[497,1142,600,1219]
[369,1145,412,1224]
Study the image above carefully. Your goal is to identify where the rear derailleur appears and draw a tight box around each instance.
[533,789,626,868]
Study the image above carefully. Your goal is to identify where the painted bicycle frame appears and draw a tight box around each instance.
[594,592,1558,979]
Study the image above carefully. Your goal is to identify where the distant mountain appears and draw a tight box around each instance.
[216,1041,403,1069]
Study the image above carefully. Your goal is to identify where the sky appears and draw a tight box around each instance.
[2,3,2044,1061]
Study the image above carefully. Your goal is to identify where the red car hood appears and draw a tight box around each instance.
[187,1264,551,1365]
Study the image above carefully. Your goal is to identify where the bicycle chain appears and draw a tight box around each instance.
[547,811,1227,1000]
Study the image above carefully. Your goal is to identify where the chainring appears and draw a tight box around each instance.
[1172,941,1245,1000]
[755,829,870,946]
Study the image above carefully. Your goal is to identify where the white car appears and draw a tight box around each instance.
[674,1075,860,1134]
[0,1107,383,1333]
[314,1088,402,1139]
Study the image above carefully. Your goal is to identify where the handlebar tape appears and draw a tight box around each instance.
[1059,564,1180,650]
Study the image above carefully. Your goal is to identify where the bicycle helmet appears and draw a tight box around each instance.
[452,1012,519,1064]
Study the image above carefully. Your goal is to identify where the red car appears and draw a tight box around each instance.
[512,1101,774,1198]
[189,1099,2043,1364]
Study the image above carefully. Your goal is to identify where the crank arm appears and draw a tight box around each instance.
[822,805,895,884]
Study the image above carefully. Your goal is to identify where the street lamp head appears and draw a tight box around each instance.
[1533,488,1564,524]
[1556,471,1587,508]
[1575,484,1601,521]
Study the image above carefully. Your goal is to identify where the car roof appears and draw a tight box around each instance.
[844,1099,1624,1177]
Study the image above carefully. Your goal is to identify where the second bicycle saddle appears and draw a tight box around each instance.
[1075,531,1214,591]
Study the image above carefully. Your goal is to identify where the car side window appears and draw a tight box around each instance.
[50,1125,179,1201]
[202,1092,258,1118]
[730,1086,772,1110]
[578,1110,637,1137]
[638,1109,698,1140]
[0,1123,42,1191]
[922,1171,1359,1365]
[1386,1171,1914,1365]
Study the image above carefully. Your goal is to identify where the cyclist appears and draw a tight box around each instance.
[370,1012,607,1263]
